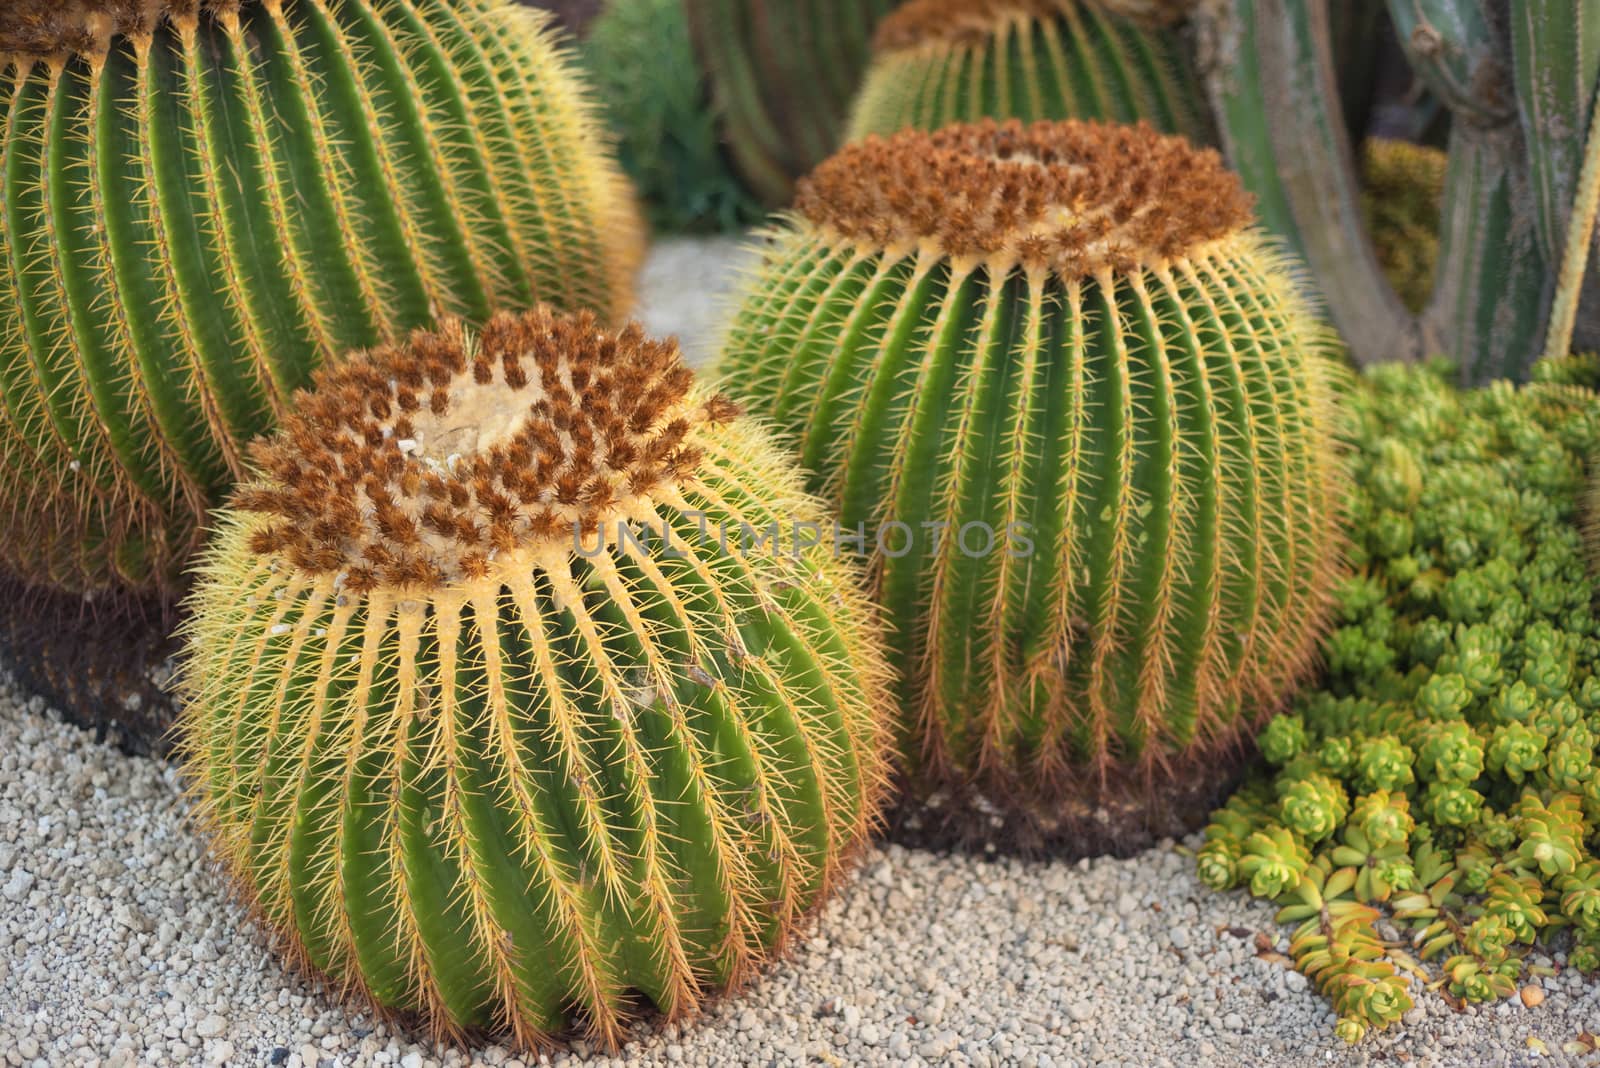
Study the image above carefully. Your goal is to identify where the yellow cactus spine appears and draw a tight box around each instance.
[0,0,642,594]
[847,0,1212,145]
[716,119,1346,851]
[177,307,892,1050]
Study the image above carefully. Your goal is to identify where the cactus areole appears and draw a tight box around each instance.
[0,0,640,595]
[717,119,1346,853]
[178,308,892,1050]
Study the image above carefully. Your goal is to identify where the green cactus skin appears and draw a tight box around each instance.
[715,120,1345,841]
[1196,0,1600,382]
[0,0,642,595]
[682,0,902,206]
[847,0,1213,145]
[178,308,892,1051]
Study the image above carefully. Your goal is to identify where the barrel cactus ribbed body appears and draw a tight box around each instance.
[178,307,891,1049]
[716,119,1344,851]
[0,0,641,595]
[847,0,1212,145]
[683,0,902,206]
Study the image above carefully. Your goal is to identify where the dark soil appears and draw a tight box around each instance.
[882,743,1257,860]
[0,579,181,758]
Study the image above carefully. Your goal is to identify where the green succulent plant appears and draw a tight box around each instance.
[0,0,641,595]
[178,308,892,1051]
[1240,826,1312,899]
[1276,865,1414,1042]
[716,119,1345,846]
[682,0,902,206]
[1349,790,1413,851]
[582,0,762,232]
[1199,362,1600,1042]
[846,0,1212,144]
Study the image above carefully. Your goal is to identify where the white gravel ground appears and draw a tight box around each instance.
[3,238,1598,1067]
[633,234,760,369]
[3,679,1596,1068]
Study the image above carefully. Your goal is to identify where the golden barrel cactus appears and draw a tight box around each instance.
[716,119,1345,850]
[0,0,640,594]
[178,307,891,1049]
[847,0,1212,145]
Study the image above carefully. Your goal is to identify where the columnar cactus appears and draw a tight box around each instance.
[847,0,1212,145]
[682,0,902,206]
[716,120,1345,847]
[177,307,892,1049]
[0,0,642,595]
[1194,0,1600,382]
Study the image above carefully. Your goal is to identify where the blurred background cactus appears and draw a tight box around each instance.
[1360,139,1448,312]
[847,0,1213,144]
[716,120,1346,853]
[179,308,892,1050]
[683,0,903,206]
[582,0,764,231]
[1195,1,1600,384]
[0,0,640,598]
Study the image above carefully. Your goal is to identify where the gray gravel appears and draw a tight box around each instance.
[3,238,1598,1067]
[3,677,1597,1068]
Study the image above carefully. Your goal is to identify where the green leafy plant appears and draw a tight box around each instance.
[715,119,1345,850]
[0,0,641,595]
[1198,361,1600,1041]
[178,308,892,1051]
[846,0,1212,144]
[583,0,763,231]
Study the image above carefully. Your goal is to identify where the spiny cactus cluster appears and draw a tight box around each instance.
[847,0,1211,145]
[1199,362,1600,1041]
[717,118,1345,849]
[0,0,640,595]
[179,307,892,1050]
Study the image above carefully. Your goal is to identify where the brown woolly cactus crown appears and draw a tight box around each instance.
[873,0,1194,50]
[0,0,223,56]
[238,309,739,591]
[797,119,1252,278]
